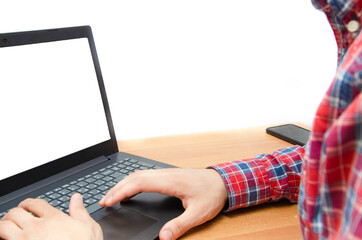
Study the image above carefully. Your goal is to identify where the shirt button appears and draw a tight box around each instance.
[347,20,360,33]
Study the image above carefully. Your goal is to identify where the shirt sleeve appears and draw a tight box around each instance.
[209,145,305,212]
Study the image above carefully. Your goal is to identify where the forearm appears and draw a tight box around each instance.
[209,145,305,211]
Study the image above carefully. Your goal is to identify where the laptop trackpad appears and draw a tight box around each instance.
[98,207,158,239]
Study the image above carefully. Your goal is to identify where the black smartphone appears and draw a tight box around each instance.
[266,124,310,146]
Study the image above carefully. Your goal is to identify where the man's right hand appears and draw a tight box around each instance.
[99,168,228,240]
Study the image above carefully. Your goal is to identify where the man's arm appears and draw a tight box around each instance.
[210,145,304,211]
[100,145,305,240]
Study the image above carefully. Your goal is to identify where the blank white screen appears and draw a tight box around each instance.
[0,38,110,180]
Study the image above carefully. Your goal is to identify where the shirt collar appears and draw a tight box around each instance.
[311,0,361,28]
[311,0,361,63]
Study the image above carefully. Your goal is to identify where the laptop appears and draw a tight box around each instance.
[0,26,183,240]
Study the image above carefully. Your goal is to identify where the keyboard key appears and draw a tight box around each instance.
[49,193,61,199]
[59,189,70,195]
[76,181,88,187]
[94,180,105,186]
[97,185,108,191]
[139,162,154,168]
[45,191,54,196]
[60,202,69,209]
[82,193,92,200]
[120,169,129,174]
[103,176,113,182]
[86,184,97,190]
[84,198,97,205]
[59,196,70,202]
[102,170,113,176]
[111,166,120,171]
[49,200,61,207]
[93,174,103,179]
[125,166,135,171]
[117,164,126,168]
[93,194,104,200]
[77,187,88,194]
[110,172,124,179]
[105,181,116,187]
[89,189,101,195]
[85,178,96,183]
[67,191,77,197]
[68,185,79,191]
[57,206,65,211]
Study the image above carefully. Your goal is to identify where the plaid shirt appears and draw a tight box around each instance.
[210,0,361,239]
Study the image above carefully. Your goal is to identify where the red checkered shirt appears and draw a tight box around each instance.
[210,0,362,239]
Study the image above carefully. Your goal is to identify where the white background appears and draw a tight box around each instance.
[1,0,337,140]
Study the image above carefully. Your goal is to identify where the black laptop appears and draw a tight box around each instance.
[0,26,183,240]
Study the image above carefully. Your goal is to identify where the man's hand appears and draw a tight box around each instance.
[0,193,103,240]
[99,168,228,240]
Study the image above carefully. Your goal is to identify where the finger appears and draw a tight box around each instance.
[1,207,34,229]
[99,170,153,206]
[99,180,135,207]
[159,206,202,240]
[100,170,152,206]
[0,220,22,240]
[19,198,58,218]
[69,193,92,221]
[101,169,179,207]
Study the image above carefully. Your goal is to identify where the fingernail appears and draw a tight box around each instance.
[73,193,83,203]
[161,229,173,240]
[105,195,113,205]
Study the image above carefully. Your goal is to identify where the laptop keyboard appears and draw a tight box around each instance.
[0,157,160,219]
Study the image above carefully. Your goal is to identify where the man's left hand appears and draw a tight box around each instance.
[0,193,103,240]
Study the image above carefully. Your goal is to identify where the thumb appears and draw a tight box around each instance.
[159,207,200,240]
[68,193,91,221]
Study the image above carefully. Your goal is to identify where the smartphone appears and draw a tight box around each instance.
[266,124,310,146]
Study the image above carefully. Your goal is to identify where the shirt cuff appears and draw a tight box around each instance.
[208,158,270,212]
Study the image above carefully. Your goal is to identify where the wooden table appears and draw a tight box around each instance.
[117,125,304,240]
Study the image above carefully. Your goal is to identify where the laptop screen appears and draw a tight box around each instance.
[0,38,111,181]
